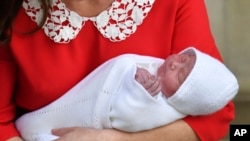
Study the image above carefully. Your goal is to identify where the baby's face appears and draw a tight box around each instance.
[157,51,196,98]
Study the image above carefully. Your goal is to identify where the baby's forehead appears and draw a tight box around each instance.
[180,50,197,80]
[181,50,196,63]
[180,49,196,56]
[179,50,196,63]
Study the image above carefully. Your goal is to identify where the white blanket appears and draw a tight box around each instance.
[15,54,185,141]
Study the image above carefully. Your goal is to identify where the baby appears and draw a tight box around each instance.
[15,47,239,141]
[135,48,196,98]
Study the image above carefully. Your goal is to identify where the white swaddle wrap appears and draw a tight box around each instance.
[15,54,185,141]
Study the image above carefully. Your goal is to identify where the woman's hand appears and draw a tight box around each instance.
[52,127,103,141]
[52,127,131,141]
[52,127,126,141]
[6,137,24,141]
[52,120,199,141]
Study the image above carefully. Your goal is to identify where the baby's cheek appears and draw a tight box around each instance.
[161,82,178,98]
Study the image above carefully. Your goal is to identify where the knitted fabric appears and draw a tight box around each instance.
[15,54,185,141]
[168,47,239,115]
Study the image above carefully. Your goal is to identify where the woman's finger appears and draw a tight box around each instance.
[52,127,76,136]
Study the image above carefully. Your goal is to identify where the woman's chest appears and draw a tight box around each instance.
[12,0,177,109]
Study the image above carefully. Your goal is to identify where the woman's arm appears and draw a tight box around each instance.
[52,120,199,141]
[103,120,199,141]
[0,46,20,140]
[7,137,24,141]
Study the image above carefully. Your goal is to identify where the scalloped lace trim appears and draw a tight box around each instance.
[23,0,155,43]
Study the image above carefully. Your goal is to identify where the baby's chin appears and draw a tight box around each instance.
[161,91,172,98]
[162,86,179,98]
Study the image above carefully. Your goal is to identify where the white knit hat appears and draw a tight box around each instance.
[167,47,239,115]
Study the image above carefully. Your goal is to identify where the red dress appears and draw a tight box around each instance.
[0,0,234,140]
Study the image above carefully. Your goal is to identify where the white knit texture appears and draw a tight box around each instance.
[15,54,185,141]
[167,47,239,115]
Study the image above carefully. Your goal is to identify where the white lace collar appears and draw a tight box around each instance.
[22,0,155,43]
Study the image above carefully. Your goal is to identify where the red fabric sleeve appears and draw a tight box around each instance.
[0,46,20,140]
[185,102,235,141]
[171,0,235,140]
